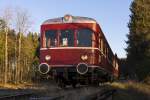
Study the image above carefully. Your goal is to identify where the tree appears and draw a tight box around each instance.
[1,7,13,84]
[126,0,150,80]
[14,8,31,82]
[0,19,5,83]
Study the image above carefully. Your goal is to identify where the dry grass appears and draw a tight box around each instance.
[0,82,36,89]
[110,82,150,100]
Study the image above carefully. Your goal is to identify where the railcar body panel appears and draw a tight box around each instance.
[40,47,99,65]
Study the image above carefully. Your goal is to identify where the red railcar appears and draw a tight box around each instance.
[38,15,119,87]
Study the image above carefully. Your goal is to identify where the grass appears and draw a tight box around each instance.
[110,81,150,100]
[0,82,36,89]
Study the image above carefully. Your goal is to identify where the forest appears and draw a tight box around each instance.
[0,7,39,84]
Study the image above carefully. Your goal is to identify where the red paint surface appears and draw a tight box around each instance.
[40,48,99,65]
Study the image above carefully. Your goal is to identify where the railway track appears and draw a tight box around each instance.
[30,84,115,100]
[0,92,64,100]
[0,91,36,100]
[0,83,116,100]
[82,88,116,100]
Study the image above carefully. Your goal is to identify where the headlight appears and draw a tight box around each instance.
[81,55,88,61]
[45,55,51,61]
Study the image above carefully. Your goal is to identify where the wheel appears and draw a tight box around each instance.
[72,82,76,88]
[110,75,114,83]
[71,80,77,88]
[58,78,66,88]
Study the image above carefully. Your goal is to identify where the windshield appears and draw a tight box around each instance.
[60,29,74,47]
[45,30,57,47]
[44,29,93,47]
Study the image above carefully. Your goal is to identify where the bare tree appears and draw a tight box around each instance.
[1,7,13,84]
[15,8,31,33]
[14,8,31,82]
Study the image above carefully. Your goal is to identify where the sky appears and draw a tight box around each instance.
[0,0,132,58]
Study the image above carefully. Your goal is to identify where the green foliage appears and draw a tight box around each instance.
[126,0,150,80]
[0,19,39,83]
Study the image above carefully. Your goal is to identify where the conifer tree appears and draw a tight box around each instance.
[126,0,150,80]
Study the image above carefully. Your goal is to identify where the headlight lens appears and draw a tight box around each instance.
[45,55,51,61]
[81,55,88,61]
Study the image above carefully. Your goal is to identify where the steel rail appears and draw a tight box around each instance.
[0,92,34,99]
[82,88,116,100]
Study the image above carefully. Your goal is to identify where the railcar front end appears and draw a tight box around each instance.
[38,15,119,87]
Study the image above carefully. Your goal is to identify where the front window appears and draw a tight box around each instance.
[45,30,57,47]
[77,29,92,47]
[60,29,74,47]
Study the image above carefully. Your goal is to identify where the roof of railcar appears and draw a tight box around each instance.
[42,16,97,25]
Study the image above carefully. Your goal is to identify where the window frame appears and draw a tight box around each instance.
[43,28,95,48]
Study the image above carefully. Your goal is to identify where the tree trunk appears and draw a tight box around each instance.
[18,32,22,83]
[4,27,8,84]
[14,36,18,84]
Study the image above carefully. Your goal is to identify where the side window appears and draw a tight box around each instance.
[108,50,113,63]
[98,36,101,63]
[99,36,101,49]
[106,47,108,58]
[45,30,57,48]
[101,39,103,53]
[103,43,105,55]
[115,61,119,70]
[104,44,106,56]
[104,44,107,57]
